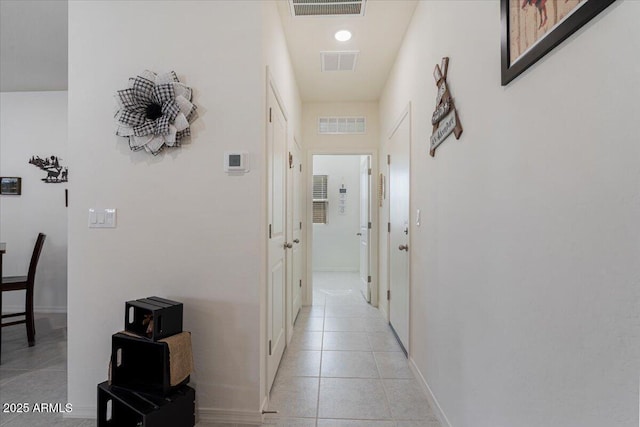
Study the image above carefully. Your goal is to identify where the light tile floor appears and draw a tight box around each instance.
[0,314,92,427]
[0,273,441,427]
[263,271,442,427]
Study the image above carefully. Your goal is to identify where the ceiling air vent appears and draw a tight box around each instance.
[289,0,367,17]
[321,51,359,72]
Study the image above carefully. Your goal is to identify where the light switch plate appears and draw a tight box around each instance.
[89,208,117,228]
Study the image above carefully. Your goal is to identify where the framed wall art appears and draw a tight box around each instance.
[501,0,617,85]
[0,177,22,195]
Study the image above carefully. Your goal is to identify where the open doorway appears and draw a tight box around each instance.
[310,154,375,306]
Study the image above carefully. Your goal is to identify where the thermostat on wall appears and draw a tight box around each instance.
[224,152,249,173]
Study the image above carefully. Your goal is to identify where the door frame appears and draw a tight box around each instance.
[305,149,379,308]
[385,102,412,354]
[287,136,304,343]
[263,68,291,407]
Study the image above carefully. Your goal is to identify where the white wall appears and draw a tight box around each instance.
[379,2,640,427]
[68,1,268,422]
[303,102,379,151]
[0,91,67,313]
[312,155,361,272]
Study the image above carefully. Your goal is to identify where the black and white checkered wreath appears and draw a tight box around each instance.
[115,70,197,155]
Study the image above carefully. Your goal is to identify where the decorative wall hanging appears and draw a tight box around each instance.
[0,177,22,195]
[501,0,617,85]
[430,57,463,157]
[29,156,68,183]
[114,70,198,155]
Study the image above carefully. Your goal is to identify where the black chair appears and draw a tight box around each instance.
[1,233,46,347]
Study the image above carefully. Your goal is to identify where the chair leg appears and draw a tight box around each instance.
[26,288,35,347]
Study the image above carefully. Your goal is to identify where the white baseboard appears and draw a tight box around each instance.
[408,357,453,427]
[198,407,263,425]
[64,406,264,425]
[2,305,67,314]
[63,406,95,420]
[379,303,389,322]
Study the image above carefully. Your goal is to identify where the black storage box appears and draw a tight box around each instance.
[125,296,183,341]
[97,381,195,427]
[111,332,190,396]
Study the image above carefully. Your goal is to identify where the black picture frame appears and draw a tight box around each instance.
[0,177,22,195]
[501,0,617,86]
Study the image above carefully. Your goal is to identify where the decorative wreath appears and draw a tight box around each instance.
[115,70,197,155]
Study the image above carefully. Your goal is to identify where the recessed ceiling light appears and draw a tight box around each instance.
[335,30,352,42]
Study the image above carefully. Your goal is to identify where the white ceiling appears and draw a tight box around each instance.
[0,0,68,92]
[277,0,417,102]
[0,0,416,101]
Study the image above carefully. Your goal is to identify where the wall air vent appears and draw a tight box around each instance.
[321,51,359,72]
[318,117,366,134]
[289,0,367,17]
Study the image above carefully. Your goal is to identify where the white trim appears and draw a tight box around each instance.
[63,406,94,420]
[306,149,379,309]
[385,102,412,353]
[198,407,263,425]
[408,357,453,427]
[263,67,291,407]
[66,407,265,425]
[2,305,67,314]
[311,268,359,272]
[266,66,288,121]
[388,102,411,141]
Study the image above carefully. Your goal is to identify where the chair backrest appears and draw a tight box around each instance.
[26,233,46,284]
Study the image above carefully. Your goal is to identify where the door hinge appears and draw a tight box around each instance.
[299,221,302,230]
[269,108,272,123]
[387,154,391,165]
[368,221,372,229]
[269,224,272,238]
[289,152,293,169]
[387,290,391,300]
[300,164,302,172]
[299,279,302,288]
[368,167,372,175]
[368,275,371,283]
[388,222,391,233]
[269,340,272,356]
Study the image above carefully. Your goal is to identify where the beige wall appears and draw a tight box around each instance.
[303,102,379,152]
[67,1,303,423]
[379,1,639,427]
[0,91,68,313]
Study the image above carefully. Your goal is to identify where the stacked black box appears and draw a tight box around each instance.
[97,382,194,427]
[97,297,195,427]
[125,297,183,341]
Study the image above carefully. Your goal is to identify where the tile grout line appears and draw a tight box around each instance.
[369,331,397,425]
[314,297,327,426]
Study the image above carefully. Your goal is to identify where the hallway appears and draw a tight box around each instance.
[265,272,441,427]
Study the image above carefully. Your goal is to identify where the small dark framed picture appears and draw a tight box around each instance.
[501,0,617,85]
[0,177,22,195]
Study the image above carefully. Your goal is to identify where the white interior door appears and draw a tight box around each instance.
[359,156,371,302]
[388,110,410,353]
[267,86,287,391]
[289,140,303,329]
